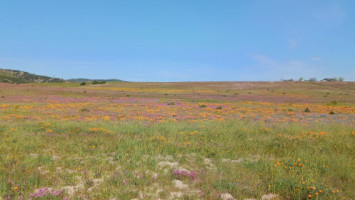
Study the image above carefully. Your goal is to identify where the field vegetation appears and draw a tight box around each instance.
[0,81,354,200]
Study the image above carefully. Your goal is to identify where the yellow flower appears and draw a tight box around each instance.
[14,186,18,190]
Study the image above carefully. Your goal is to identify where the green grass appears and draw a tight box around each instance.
[1,120,353,199]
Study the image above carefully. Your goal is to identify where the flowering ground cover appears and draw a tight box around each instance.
[0,82,354,199]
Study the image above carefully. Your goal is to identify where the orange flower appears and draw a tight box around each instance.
[308,194,312,198]
[312,187,316,190]
[315,192,318,196]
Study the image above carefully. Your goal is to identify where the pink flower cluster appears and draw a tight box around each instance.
[172,169,197,181]
[29,187,63,199]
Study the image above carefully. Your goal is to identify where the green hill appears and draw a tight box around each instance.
[0,68,65,83]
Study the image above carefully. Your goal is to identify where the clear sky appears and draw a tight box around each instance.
[0,0,354,81]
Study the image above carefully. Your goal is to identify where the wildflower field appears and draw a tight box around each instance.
[0,81,354,200]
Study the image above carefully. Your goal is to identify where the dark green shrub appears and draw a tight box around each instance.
[80,108,90,112]
[304,107,310,113]
[329,100,337,105]
[92,80,106,85]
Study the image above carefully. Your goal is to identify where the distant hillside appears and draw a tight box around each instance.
[0,68,65,83]
[67,78,124,82]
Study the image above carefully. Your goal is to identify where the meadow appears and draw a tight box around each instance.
[0,81,354,200]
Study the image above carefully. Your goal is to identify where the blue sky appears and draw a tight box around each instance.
[0,0,354,81]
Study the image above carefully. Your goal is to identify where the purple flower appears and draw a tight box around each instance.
[172,169,198,182]
[29,187,64,199]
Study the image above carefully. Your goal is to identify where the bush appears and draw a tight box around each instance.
[199,104,206,108]
[304,107,310,113]
[80,82,86,85]
[167,102,175,106]
[92,80,106,85]
[80,108,90,112]
[329,100,337,105]
[308,77,317,82]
